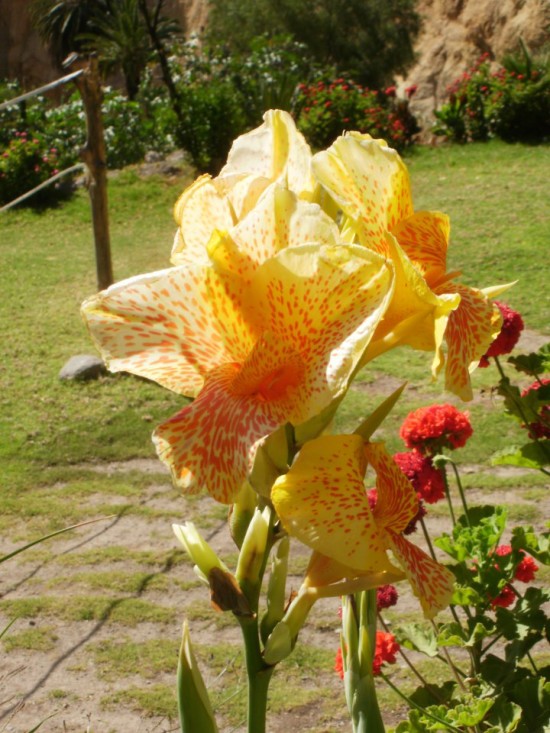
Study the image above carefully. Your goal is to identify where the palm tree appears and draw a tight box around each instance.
[30,0,109,68]
[31,0,183,100]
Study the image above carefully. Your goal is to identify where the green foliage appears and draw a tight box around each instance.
[490,344,550,469]
[206,0,421,89]
[175,78,247,174]
[0,80,179,206]
[434,49,550,143]
[224,35,314,127]
[0,131,63,206]
[396,502,549,731]
[295,76,419,150]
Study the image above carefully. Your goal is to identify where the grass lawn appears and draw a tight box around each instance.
[1,141,549,731]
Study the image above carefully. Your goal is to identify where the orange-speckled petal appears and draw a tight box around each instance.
[364,442,419,534]
[392,211,450,283]
[366,234,460,357]
[250,243,394,414]
[229,183,338,266]
[312,134,413,254]
[171,175,235,265]
[153,363,283,503]
[219,110,316,201]
[438,282,503,401]
[271,435,399,574]
[81,264,255,396]
[385,530,455,618]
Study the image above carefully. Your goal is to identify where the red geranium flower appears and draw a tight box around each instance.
[495,545,539,583]
[377,584,399,610]
[394,450,446,504]
[334,645,344,679]
[490,584,516,608]
[520,378,550,439]
[373,631,400,675]
[479,302,524,367]
[400,404,473,454]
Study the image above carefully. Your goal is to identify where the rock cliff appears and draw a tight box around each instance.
[401,0,550,125]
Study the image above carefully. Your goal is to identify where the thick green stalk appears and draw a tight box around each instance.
[239,616,274,733]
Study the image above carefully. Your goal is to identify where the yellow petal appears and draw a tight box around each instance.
[220,110,316,201]
[364,235,460,363]
[312,134,413,254]
[228,183,339,266]
[272,435,397,574]
[171,175,235,265]
[249,243,394,417]
[439,283,503,401]
[364,442,419,534]
[81,266,248,396]
[392,211,450,283]
[154,364,284,503]
[385,530,455,618]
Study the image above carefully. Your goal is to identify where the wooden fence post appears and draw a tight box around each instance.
[73,57,113,291]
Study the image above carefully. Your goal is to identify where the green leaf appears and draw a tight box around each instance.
[508,344,550,375]
[437,622,466,647]
[511,526,549,564]
[177,621,219,733]
[409,681,456,708]
[353,382,407,441]
[396,623,438,657]
[510,678,550,732]
[484,697,522,733]
[491,441,550,469]
[450,585,484,606]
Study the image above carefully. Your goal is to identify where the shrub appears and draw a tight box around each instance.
[224,35,315,127]
[175,79,248,173]
[434,51,550,143]
[295,77,419,150]
[0,131,61,206]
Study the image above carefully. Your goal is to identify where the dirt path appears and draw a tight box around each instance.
[1,456,548,733]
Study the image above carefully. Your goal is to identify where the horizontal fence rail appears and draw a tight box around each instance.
[0,69,84,111]
[0,163,85,213]
[0,59,113,289]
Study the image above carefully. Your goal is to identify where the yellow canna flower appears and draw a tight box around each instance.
[82,237,394,503]
[172,110,317,266]
[312,133,507,400]
[271,434,454,618]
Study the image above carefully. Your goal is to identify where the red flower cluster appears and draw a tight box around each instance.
[488,545,538,608]
[373,632,400,675]
[334,632,400,680]
[334,645,344,679]
[400,404,473,454]
[479,302,524,367]
[376,584,399,610]
[494,545,539,583]
[394,450,446,504]
[521,378,550,439]
[490,584,516,608]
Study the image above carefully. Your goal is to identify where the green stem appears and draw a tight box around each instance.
[440,465,457,527]
[526,650,540,675]
[238,617,274,733]
[378,614,446,703]
[381,673,464,733]
[449,460,470,525]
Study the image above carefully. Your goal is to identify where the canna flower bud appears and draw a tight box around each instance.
[235,506,271,587]
[173,522,229,584]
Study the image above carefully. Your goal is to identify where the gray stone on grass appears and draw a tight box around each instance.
[59,354,106,381]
